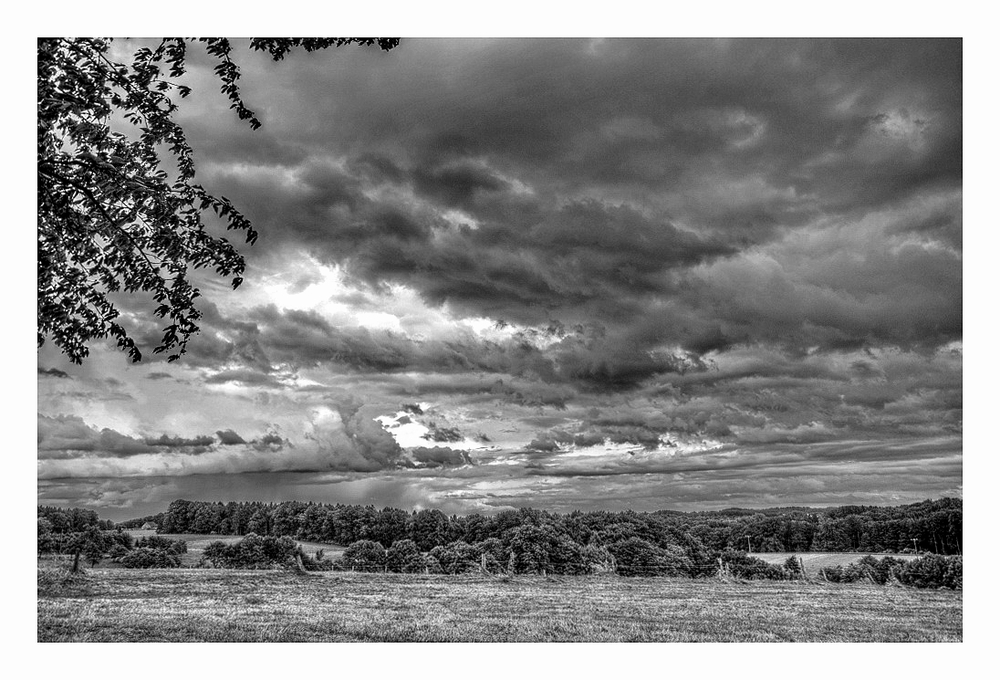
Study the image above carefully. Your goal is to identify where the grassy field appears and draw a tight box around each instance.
[37,568,961,642]
[751,552,923,571]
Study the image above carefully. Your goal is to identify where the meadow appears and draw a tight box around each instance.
[37,568,962,642]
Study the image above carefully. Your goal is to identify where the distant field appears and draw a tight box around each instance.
[751,552,924,572]
[125,531,345,567]
[37,569,961,642]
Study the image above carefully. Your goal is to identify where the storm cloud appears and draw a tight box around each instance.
[37,38,962,519]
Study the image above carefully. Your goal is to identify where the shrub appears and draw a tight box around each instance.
[119,547,181,568]
[473,537,507,572]
[718,549,785,580]
[818,564,844,582]
[107,544,131,561]
[503,525,592,575]
[607,537,692,577]
[298,549,334,571]
[340,540,387,572]
[422,555,444,574]
[387,539,425,573]
[821,555,962,589]
[201,534,300,569]
[136,535,187,554]
[896,555,962,589]
[581,544,616,573]
[430,541,480,574]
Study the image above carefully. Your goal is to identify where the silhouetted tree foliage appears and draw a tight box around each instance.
[38,37,399,364]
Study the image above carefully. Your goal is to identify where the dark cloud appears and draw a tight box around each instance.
[216,429,247,445]
[37,414,155,458]
[250,432,288,451]
[335,401,405,471]
[409,446,473,468]
[144,434,215,448]
[38,39,961,516]
[184,38,959,369]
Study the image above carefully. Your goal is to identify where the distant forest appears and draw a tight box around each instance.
[111,497,962,556]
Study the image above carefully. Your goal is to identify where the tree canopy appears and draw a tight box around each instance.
[38,38,399,364]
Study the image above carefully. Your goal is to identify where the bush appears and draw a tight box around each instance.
[473,537,507,573]
[387,539,425,573]
[340,539,387,572]
[820,555,962,589]
[136,535,187,554]
[896,555,962,589]
[503,525,593,575]
[607,537,692,577]
[107,544,131,561]
[119,547,181,568]
[718,549,785,580]
[298,549,334,571]
[201,534,300,569]
[430,541,480,574]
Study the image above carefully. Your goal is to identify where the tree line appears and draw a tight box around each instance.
[118,497,962,556]
[38,502,963,587]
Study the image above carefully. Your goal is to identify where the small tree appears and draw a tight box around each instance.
[386,539,425,573]
[607,537,672,577]
[341,540,387,572]
[783,555,802,579]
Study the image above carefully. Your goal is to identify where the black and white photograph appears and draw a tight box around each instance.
[31,10,977,653]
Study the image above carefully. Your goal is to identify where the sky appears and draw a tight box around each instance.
[36,37,963,521]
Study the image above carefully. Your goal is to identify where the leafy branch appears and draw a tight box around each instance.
[38,37,399,364]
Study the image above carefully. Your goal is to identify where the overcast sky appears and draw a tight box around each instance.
[36,38,962,521]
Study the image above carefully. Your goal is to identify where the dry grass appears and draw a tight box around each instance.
[37,568,961,642]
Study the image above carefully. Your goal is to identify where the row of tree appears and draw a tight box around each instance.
[118,497,962,555]
[37,506,963,587]
[817,554,962,589]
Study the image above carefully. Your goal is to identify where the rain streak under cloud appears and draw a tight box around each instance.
[37,38,962,520]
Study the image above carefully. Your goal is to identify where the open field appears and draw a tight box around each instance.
[751,552,923,571]
[38,568,961,642]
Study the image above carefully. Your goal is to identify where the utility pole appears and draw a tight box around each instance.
[911,537,919,552]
